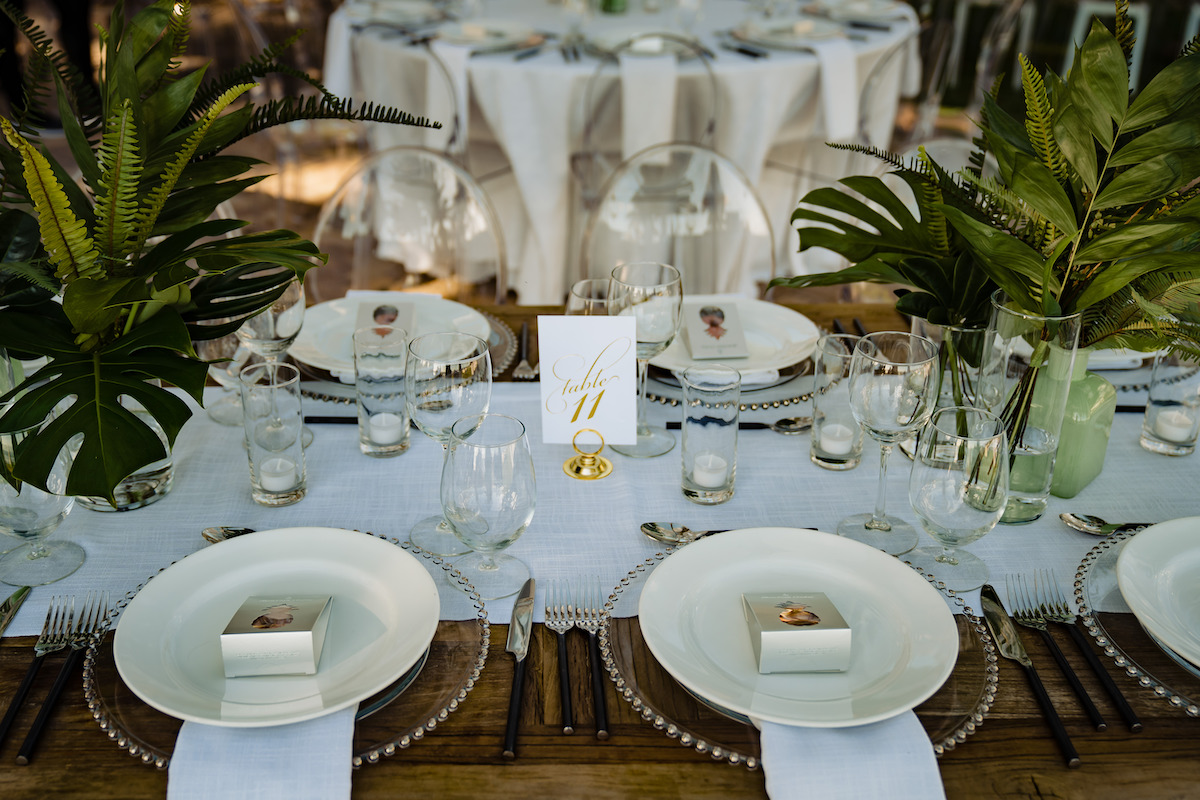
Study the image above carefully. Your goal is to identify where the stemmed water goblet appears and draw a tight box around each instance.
[406,331,492,556]
[0,422,83,586]
[607,262,683,458]
[565,278,611,316]
[440,413,535,600]
[837,331,939,555]
[235,269,310,445]
[906,405,1008,591]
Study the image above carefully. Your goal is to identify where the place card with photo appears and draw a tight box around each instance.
[684,300,749,360]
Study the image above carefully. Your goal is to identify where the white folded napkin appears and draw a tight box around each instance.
[739,369,781,387]
[758,712,946,800]
[428,40,472,154]
[619,50,678,160]
[167,706,357,800]
[1086,349,1151,371]
[805,38,858,143]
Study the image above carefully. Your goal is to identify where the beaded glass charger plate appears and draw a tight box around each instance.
[85,535,490,767]
[1077,527,1200,717]
[600,534,998,766]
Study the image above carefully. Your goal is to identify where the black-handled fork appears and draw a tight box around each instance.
[1041,570,1143,732]
[574,577,608,740]
[0,600,70,748]
[545,580,575,734]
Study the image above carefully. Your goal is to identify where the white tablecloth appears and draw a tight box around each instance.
[3,383,1195,634]
[324,0,918,304]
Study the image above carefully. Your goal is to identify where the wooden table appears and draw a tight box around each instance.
[2,303,1198,798]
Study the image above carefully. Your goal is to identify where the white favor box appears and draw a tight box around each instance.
[221,595,333,678]
[741,591,851,673]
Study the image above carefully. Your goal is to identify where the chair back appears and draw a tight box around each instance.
[580,143,774,299]
[310,146,508,304]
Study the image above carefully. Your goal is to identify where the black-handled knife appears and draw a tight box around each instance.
[981,584,1081,768]
[502,578,536,759]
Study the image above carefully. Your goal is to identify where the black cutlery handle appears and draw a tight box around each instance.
[17,648,82,765]
[1022,661,1081,768]
[1064,621,1142,732]
[555,633,574,734]
[501,657,528,759]
[1038,628,1106,731]
[831,319,847,335]
[519,321,530,360]
[851,318,869,337]
[0,654,45,747]
[586,632,609,740]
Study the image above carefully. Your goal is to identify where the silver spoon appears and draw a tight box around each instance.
[202,526,257,544]
[770,416,812,434]
[640,522,728,545]
[1059,513,1153,536]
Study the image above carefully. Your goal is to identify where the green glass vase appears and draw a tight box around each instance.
[1049,349,1117,498]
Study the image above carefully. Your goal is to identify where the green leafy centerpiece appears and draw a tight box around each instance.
[774,1,1200,512]
[0,0,432,505]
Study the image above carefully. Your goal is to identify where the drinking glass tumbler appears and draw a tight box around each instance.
[240,362,307,507]
[680,364,740,504]
[810,333,864,471]
[353,325,411,458]
[1140,352,1200,456]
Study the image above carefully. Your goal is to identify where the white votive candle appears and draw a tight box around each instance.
[820,423,855,456]
[369,412,406,445]
[259,457,298,492]
[1155,408,1197,443]
[692,453,730,488]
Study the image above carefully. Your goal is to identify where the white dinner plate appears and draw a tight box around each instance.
[1116,517,1200,669]
[805,0,908,23]
[587,28,702,59]
[290,292,492,375]
[114,527,440,727]
[733,16,844,49]
[343,0,440,26]
[650,296,820,375]
[638,528,958,727]
[437,19,536,47]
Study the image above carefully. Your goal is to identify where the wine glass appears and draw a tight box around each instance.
[675,0,704,35]
[194,324,256,426]
[565,278,611,316]
[905,406,1008,591]
[837,332,939,555]
[440,413,535,600]
[235,269,310,444]
[406,332,492,556]
[0,423,83,586]
[608,262,683,458]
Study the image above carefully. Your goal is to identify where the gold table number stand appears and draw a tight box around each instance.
[563,428,613,480]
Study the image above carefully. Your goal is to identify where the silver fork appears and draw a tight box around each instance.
[545,580,575,734]
[17,592,110,765]
[1007,574,1106,731]
[1038,570,1143,732]
[0,597,73,746]
[573,577,608,740]
[512,322,537,380]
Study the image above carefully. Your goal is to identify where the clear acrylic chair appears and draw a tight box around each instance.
[309,146,508,304]
[568,33,719,286]
[580,143,775,299]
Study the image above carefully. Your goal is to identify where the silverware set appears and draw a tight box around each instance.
[984,571,1144,768]
[0,592,109,765]
[512,322,538,380]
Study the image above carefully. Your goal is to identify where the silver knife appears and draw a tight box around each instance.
[0,586,31,637]
[502,578,536,759]
[980,584,1081,768]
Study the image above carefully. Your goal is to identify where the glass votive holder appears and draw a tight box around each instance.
[240,362,307,506]
[680,364,740,504]
[353,325,411,458]
[1140,352,1200,456]
[810,333,865,470]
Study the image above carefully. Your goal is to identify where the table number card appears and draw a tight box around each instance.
[684,299,750,360]
[538,316,638,445]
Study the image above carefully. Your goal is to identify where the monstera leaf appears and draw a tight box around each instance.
[0,304,206,499]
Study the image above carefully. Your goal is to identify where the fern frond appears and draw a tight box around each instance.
[187,31,322,122]
[0,259,57,293]
[131,83,254,252]
[94,101,143,262]
[1020,56,1067,182]
[0,118,99,283]
[1114,0,1135,67]
[214,95,434,153]
[1183,35,1200,58]
[166,0,191,75]
[827,142,906,171]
